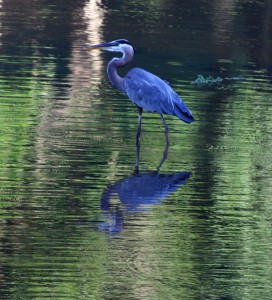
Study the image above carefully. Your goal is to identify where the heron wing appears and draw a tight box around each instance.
[124,68,194,123]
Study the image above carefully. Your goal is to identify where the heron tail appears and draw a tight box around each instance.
[174,102,195,123]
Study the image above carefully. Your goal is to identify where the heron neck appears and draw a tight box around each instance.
[107,50,133,93]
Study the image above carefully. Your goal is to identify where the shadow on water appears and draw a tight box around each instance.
[99,169,191,234]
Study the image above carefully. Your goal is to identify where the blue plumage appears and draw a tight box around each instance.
[85,39,194,149]
[124,67,194,123]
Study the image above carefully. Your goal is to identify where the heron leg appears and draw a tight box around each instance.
[136,107,143,141]
[135,107,143,172]
[156,142,169,172]
[160,114,169,145]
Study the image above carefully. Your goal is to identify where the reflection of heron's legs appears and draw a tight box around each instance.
[156,142,169,172]
[160,114,169,145]
[135,107,143,173]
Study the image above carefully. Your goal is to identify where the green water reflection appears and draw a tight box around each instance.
[0,0,272,299]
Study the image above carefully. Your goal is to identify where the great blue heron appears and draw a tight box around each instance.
[85,39,194,168]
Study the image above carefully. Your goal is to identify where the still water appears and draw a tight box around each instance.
[0,0,272,299]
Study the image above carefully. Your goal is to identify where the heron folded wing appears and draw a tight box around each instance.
[124,74,162,112]
[124,68,194,123]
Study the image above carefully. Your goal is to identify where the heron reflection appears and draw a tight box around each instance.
[99,170,191,233]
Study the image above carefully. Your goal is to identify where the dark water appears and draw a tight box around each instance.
[1,0,272,299]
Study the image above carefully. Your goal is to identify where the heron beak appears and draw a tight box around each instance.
[83,42,112,50]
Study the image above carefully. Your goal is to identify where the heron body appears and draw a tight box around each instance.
[85,39,194,168]
[124,67,194,123]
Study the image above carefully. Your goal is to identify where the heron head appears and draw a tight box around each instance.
[84,39,134,54]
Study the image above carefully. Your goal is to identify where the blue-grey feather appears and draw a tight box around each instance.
[124,68,194,123]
